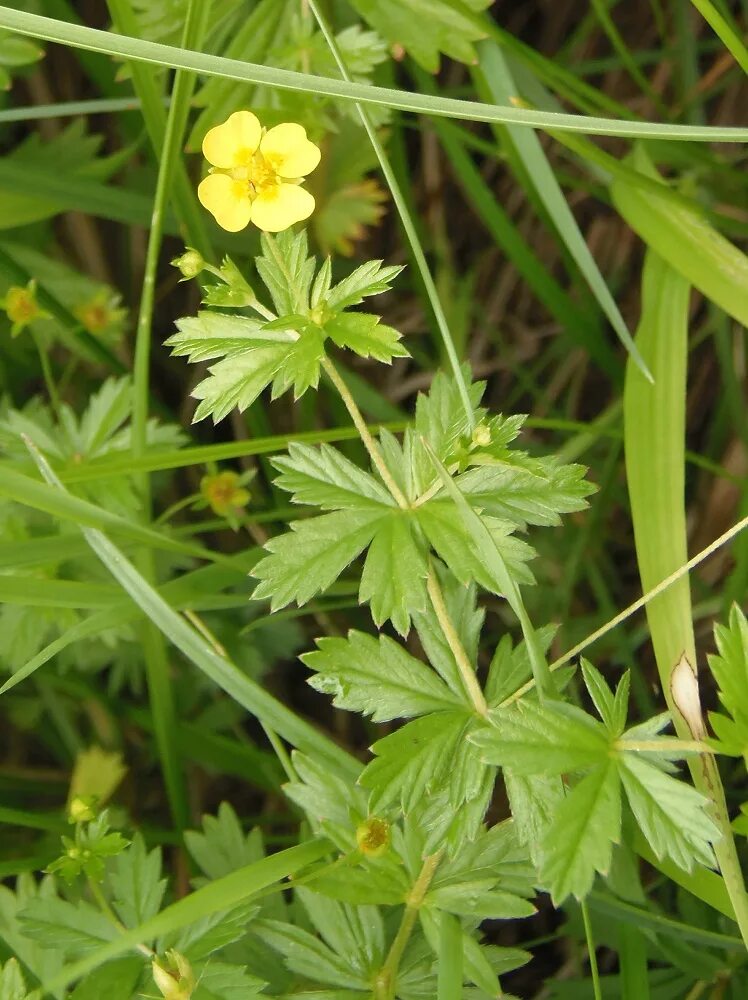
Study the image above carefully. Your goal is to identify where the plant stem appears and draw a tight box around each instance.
[426,566,488,717]
[32,331,62,421]
[321,357,408,509]
[581,900,602,1000]
[374,851,443,1000]
[87,875,153,957]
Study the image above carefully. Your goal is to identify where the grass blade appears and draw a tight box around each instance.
[0,7,745,141]
[623,249,748,941]
[474,40,650,380]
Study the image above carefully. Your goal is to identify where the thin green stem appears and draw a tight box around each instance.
[426,566,488,717]
[581,900,603,1000]
[305,0,474,426]
[32,331,62,421]
[689,0,748,74]
[321,358,408,509]
[374,851,443,1000]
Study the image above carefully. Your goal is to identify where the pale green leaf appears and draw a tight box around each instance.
[272,442,393,509]
[618,754,720,871]
[359,510,428,634]
[303,629,460,721]
[192,343,288,423]
[251,508,386,609]
[325,260,403,311]
[325,312,408,363]
[541,761,621,903]
[109,835,166,930]
[166,312,275,363]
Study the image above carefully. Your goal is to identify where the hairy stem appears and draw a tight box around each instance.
[374,851,443,1000]
[321,357,408,509]
[426,566,488,717]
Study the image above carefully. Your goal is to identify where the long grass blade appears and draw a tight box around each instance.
[0,7,745,141]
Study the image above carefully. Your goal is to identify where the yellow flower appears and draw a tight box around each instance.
[73,289,126,337]
[1,280,48,337]
[197,111,320,233]
[355,816,390,858]
[200,470,250,518]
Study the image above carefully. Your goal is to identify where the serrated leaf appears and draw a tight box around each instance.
[359,511,428,635]
[304,630,460,722]
[350,0,490,71]
[0,958,27,1000]
[109,835,166,930]
[326,260,403,311]
[707,605,748,761]
[504,771,564,869]
[68,958,142,1000]
[361,710,472,813]
[413,575,484,699]
[456,458,593,529]
[185,803,264,882]
[618,754,720,871]
[256,230,316,316]
[167,312,278,363]
[18,898,117,955]
[252,919,371,991]
[272,442,393,510]
[252,508,386,609]
[270,327,326,399]
[170,903,257,963]
[194,961,265,999]
[191,343,289,423]
[284,752,367,829]
[325,312,408,363]
[485,627,557,706]
[472,701,609,774]
[541,761,621,904]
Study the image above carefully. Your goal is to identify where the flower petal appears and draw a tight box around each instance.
[260,123,321,178]
[197,173,253,232]
[202,110,261,168]
[250,183,315,232]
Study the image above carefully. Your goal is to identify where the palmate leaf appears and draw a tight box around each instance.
[326,312,408,363]
[256,230,316,316]
[18,898,118,955]
[349,0,491,71]
[166,312,274,363]
[303,630,462,722]
[252,919,372,991]
[540,761,621,904]
[109,835,166,929]
[326,260,403,311]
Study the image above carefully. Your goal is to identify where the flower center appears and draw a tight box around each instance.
[229,150,279,200]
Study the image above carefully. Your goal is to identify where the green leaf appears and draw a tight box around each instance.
[194,961,266,999]
[170,903,257,962]
[18,898,118,955]
[270,326,326,400]
[350,0,490,71]
[425,881,535,919]
[485,627,557,706]
[303,630,461,722]
[167,312,277,363]
[68,959,143,1000]
[191,343,288,423]
[540,761,621,903]
[185,803,264,882]
[109,835,166,929]
[272,442,393,509]
[707,605,748,761]
[256,230,316,316]
[251,508,386,609]
[359,510,428,635]
[414,574,484,699]
[325,312,408,363]
[325,260,403,311]
[456,458,592,528]
[252,919,371,991]
[618,755,720,871]
[612,147,748,328]
[471,701,609,774]
[0,958,28,1000]
[361,710,471,812]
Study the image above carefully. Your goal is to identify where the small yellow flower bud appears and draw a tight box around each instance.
[471,423,491,448]
[73,290,126,336]
[68,796,96,824]
[152,950,195,1000]
[356,816,390,858]
[172,248,205,280]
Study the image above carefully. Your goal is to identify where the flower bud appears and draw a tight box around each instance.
[68,796,96,824]
[172,248,205,280]
[356,816,390,858]
[471,423,491,448]
[1,280,46,336]
[152,950,195,1000]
